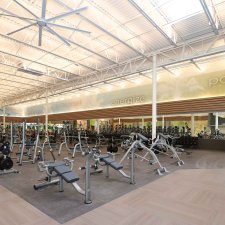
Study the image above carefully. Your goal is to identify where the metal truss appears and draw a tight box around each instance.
[0,8,112,71]
[0,50,74,82]
[54,0,149,59]
[128,0,177,46]
[0,34,98,74]
[199,0,219,35]
[87,0,154,54]
[4,30,225,106]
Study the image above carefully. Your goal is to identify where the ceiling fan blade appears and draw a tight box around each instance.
[7,22,36,35]
[0,13,36,21]
[12,0,38,18]
[0,7,36,26]
[46,25,70,46]
[47,6,88,22]
[41,0,47,19]
[46,22,91,34]
[38,25,43,46]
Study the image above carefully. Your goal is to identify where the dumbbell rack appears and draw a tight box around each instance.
[0,142,19,175]
[0,167,19,175]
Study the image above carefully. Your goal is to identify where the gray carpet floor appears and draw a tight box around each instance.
[0,146,224,224]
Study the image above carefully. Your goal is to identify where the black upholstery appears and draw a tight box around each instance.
[48,161,65,169]
[53,165,80,183]
[62,171,79,183]
[54,165,71,174]
[100,157,123,170]
[99,154,110,160]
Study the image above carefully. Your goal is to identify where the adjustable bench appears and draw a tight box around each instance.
[99,155,130,180]
[53,165,80,191]
[100,156,123,170]
[34,162,90,204]
[34,163,80,191]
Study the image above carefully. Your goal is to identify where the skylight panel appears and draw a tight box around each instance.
[152,0,203,23]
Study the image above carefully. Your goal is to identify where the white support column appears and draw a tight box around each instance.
[162,115,165,130]
[141,117,144,129]
[96,119,100,134]
[45,91,48,133]
[152,54,157,140]
[3,106,5,133]
[118,118,121,125]
[191,114,195,136]
[215,112,219,130]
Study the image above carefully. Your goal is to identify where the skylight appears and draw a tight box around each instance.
[151,0,203,23]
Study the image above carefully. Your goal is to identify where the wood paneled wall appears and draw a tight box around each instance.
[1,96,224,122]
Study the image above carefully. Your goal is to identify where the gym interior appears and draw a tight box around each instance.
[0,0,225,225]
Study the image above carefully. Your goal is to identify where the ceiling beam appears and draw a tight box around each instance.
[0,50,75,81]
[0,34,99,72]
[0,62,53,85]
[0,75,42,88]
[128,0,177,46]
[53,0,148,59]
[0,83,28,90]
[162,66,176,75]
[199,0,219,35]
[0,9,117,66]
[0,70,50,87]
[4,25,225,106]
[68,39,118,64]
[79,14,149,59]
[12,0,38,18]
[190,59,202,71]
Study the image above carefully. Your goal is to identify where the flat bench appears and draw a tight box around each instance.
[99,155,123,170]
[54,165,79,183]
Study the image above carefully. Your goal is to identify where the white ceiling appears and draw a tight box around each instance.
[0,0,225,106]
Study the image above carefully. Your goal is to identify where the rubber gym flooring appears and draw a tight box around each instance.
[0,147,225,224]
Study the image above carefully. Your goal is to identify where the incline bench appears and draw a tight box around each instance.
[34,158,92,204]
[99,155,133,183]
[34,161,83,194]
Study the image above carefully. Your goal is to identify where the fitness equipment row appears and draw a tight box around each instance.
[58,130,89,157]
[120,133,169,175]
[34,145,135,204]
[141,133,185,166]
[13,122,57,165]
[32,132,185,203]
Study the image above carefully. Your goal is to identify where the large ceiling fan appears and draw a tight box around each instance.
[0,0,90,46]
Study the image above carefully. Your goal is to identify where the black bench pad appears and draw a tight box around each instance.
[99,154,110,160]
[48,161,65,169]
[100,157,123,170]
[54,165,71,175]
[62,171,79,183]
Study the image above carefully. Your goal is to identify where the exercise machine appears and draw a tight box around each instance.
[81,147,135,184]
[34,148,95,204]
[143,133,184,166]
[120,133,168,175]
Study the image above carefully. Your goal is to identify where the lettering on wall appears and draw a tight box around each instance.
[208,75,225,87]
[112,96,145,105]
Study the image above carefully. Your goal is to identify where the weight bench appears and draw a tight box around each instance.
[53,165,80,192]
[99,155,130,180]
[34,162,84,194]
[100,156,123,170]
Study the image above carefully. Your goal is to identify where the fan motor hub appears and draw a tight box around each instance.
[37,18,47,26]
